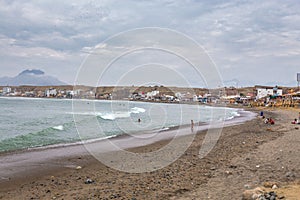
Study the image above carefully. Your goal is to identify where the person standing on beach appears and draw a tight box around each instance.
[191,120,194,132]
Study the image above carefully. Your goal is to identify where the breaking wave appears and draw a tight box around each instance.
[67,106,146,121]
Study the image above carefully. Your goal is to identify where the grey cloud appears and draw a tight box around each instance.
[1,0,300,86]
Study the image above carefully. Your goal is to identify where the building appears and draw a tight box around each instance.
[146,90,160,100]
[45,88,57,97]
[3,87,12,94]
[255,85,283,100]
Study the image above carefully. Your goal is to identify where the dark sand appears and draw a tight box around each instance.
[0,108,299,199]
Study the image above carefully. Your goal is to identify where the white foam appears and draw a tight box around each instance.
[67,106,146,121]
[159,127,170,132]
[52,125,64,131]
[130,107,146,114]
[98,112,131,120]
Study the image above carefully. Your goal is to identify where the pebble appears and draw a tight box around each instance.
[76,166,82,170]
[225,170,232,175]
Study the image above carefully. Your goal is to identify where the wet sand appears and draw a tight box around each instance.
[0,108,299,199]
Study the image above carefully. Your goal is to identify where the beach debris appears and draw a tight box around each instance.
[76,166,82,170]
[84,178,94,184]
[256,165,260,168]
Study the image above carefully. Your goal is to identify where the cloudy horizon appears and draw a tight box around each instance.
[1,0,300,87]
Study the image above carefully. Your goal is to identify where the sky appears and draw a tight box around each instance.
[0,0,300,87]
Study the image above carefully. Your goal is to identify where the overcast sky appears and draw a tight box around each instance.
[1,0,300,87]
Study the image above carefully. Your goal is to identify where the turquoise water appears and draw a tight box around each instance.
[0,97,240,152]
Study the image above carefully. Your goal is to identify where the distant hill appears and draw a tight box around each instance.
[0,69,66,86]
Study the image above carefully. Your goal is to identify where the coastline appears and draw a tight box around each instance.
[1,108,299,199]
[0,108,254,178]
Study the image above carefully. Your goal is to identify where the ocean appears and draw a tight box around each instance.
[0,97,241,153]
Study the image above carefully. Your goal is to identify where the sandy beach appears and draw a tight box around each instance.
[0,107,299,199]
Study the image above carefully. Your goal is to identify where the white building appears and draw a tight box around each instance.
[146,90,159,99]
[255,85,283,100]
[45,88,57,97]
[3,87,12,94]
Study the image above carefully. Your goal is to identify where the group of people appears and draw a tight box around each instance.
[264,117,275,125]
[260,111,275,125]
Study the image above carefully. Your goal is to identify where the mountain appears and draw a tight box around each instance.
[0,69,66,86]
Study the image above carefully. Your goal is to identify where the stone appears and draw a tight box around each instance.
[270,196,276,200]
[271,184,278,190]
[242,187,264,200]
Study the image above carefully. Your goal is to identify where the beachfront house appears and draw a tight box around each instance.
[255,85,283,100]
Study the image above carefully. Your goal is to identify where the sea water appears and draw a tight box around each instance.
[0,97,240,152]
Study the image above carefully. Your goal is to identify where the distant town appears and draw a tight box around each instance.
[1,84,299,107]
